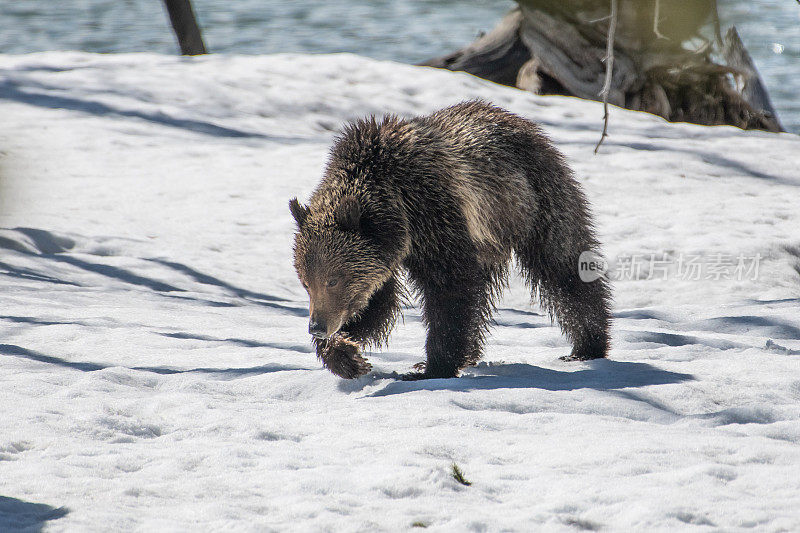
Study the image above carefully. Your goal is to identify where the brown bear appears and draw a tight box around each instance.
[290,100,611,380]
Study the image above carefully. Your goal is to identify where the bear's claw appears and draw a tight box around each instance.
[411,361,427,372]
[399,362,428,381]
[560,349,607,362]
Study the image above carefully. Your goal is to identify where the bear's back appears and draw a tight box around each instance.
[408,101,545,261]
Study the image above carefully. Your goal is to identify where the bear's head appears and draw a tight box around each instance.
[289,195,392,340]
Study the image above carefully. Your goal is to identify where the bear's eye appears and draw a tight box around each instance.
[301,281,308,290]
[327,279,339,288]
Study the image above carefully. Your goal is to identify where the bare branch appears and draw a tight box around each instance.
[653,0,668,40]
[594,0,617,154]
[588,15,612,24]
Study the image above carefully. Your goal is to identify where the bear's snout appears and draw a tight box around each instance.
[308,319,327,339]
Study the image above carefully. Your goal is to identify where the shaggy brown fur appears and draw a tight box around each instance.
[291,100,612,379]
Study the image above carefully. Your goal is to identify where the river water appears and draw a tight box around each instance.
[1,0,797,132]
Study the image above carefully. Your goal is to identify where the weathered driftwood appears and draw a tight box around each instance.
[722,27,783,131]
[421,2,782,132]
[423,10,531,89]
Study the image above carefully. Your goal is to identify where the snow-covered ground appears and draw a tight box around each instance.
[1,52,799,531]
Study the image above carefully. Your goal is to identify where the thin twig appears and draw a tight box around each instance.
[711,0,724,45]
[588,14,612,24]
[594,0,618,154]
[653,0,668,39]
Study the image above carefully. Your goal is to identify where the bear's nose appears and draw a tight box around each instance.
[309,320,327,339]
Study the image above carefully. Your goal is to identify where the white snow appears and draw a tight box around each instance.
[1,52,799,531]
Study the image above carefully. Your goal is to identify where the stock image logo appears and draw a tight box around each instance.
[578,251,608,282]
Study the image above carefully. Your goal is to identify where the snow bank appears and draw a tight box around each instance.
[1,52,799,531]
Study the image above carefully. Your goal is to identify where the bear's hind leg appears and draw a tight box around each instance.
[516,233,611,361]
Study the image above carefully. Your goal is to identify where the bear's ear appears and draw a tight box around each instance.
[289,198,310,228]
[334,195,361,231]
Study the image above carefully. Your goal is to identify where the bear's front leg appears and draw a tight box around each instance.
[314,336,372,379]
[406,265,491,380]
[340,275,401,347]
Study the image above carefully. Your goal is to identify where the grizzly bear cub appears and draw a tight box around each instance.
[290,100,611,380]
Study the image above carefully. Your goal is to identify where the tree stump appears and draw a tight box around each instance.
[421,1,782,132]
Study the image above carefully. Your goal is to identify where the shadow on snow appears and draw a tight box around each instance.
[0,79,308,142]
[0,496,68,532]
[365,360,694,397]
[0,227,309,316]
[159,331,313,353]
[0,343,307,377]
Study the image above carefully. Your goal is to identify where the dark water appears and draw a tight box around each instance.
[0,0,797,132]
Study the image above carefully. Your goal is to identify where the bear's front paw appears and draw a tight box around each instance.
[320,336,372,379]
